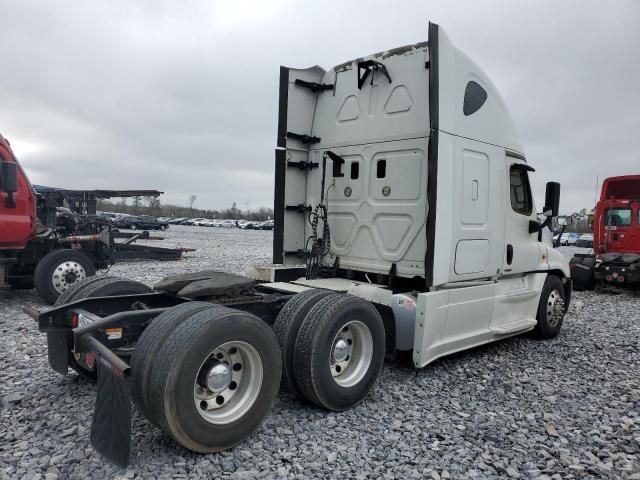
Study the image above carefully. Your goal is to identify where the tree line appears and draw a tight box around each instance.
[97,197,273,221]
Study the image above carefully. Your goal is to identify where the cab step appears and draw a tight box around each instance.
[491,318,537,335]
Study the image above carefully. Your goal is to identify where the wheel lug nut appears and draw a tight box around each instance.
[233,363,242,371]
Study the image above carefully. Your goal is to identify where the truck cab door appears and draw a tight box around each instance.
[0,141,36,249]
[503,157,543,275]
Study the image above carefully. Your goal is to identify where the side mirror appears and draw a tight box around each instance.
[556,215,573,227]
[544,182,560,217]
[1,161,18,193]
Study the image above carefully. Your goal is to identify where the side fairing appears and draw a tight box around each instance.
[273,66,326,266]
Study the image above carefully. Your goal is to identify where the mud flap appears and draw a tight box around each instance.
[47,331,70,375]
[90,360,132,468]
[572,263,595,291]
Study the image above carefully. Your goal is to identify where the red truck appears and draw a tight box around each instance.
[0,134,113,302]
[0,134,185,303]
[571,175,640,289]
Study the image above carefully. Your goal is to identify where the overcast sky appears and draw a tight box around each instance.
[1,1,638,213]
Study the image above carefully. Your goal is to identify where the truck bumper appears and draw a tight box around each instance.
[23,303,153,468]
[595,265,640,284]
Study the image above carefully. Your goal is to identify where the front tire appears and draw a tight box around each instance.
[34,249,96,304]
[534,275,566,340]
[147,307,281,453]
[293,294,385,411]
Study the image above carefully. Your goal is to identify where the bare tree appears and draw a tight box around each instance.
[147,196,161,215]
[188,195,197,216]
[131,195,143,213]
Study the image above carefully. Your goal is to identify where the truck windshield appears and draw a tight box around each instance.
[604,208,631,226]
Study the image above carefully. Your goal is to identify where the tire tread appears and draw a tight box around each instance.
[272,289,333,396]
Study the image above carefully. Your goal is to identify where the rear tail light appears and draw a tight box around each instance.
[618,276,625,283]
[70,313,79,328]
[606,275,613,282]
[86,352,95,369]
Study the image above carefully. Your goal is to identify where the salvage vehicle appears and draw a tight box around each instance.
[113,214,168,231]
[571,175,640,289]
[575,233,594,248]
[560,232,579,246]
[26,23,571,467]
[0,139,187,303]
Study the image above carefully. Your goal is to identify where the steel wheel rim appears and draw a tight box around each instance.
[194,341,263,425]
[51,261,87,294]
[546,289,564,328]
[329,320,373,388]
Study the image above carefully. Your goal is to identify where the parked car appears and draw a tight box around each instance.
[560,232,579,246]
[218,219,236,228]
[244,221,262,230]
[183,218,208,226]
[260,220,274,230]
[167,217,187,224]
[575,233,594,248]
[96,211,117,221]
[114,215,168,230]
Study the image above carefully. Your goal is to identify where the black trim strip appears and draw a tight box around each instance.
[426,130,438,288]
[425,22,439,288]
[506,150,526,161]
[277,67,289,149]
[428,22,439,132]
[273,149,286,263]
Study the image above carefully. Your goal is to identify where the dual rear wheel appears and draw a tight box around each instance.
[131,303,281,453]
[132,289,385,453]
[273,290,386,411]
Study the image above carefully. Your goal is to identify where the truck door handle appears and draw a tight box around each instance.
[506,244,513,265]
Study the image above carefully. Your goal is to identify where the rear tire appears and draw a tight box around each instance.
[147,308,281,452]
[293,294,385,411]
[534,275,566,340]
[272,289,333,397]
[130,302,221,425]
[80,278,153,298]
[54,275,118,306]
[34,249,96,304]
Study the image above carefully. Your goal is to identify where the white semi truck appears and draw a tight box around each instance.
[27,22,571,466]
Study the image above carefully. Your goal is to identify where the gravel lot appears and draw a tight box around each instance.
[1,227,638,479]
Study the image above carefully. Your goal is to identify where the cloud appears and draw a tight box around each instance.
[0,0,638,213]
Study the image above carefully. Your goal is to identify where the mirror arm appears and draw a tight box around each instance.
[553,224,567,248]
[529,215,552,235]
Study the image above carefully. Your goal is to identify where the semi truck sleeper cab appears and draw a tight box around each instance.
[26,22,571,467]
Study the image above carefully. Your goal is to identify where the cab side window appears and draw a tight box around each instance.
[509,165,532,216]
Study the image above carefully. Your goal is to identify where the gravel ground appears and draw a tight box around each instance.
[1,228,638,479]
